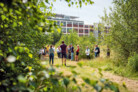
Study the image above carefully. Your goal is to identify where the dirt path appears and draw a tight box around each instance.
[103,72,138,92]
[44,57,138,92]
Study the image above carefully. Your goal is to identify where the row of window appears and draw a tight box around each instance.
[57,21,93,28]
[62,28,93,33]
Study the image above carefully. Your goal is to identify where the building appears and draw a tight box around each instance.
[48,14,94,36]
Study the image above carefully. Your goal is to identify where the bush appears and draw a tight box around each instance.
[128,53,138,72]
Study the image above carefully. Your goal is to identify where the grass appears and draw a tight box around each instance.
[42,57,130,92]
[84,57,138,80]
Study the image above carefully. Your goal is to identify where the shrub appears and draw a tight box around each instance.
[128,53,138,72]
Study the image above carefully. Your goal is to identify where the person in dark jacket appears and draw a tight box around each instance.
[94,45,100,57]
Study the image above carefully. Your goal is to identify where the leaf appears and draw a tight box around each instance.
[18,75,27,83]
[72,78,77,83]
[68,3,71,7]
[18,22,23,26]
[1,15,6,21]
[13,22,17,27]
[90,1,94,4]
[38,27,43,31]
[63,78,70,88]
[0,3,4,7]
[28,53,33,58]
[57,28,61,33]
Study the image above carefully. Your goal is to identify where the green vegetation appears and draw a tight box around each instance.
[84,58,138,80]
[0,0,138,92]
[45,58,128,92]
[101,0,138,60]
[0,0,95,92]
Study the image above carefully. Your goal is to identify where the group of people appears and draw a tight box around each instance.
[39,41,110,66]
[57,41,80,66]
[56,43,79,61]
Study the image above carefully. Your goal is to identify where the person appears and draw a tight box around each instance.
[85,46,90,59]
[70,44,74,61]
[39,47,44,59]
[94,45,100,57]
[49,45,54,65]
[60,41,67,66]
[52,45,55,52]
[44,46,46,56]
[67,45,71,59]
[57,46,61,58]
[75,45,79,61]
[46,45,50,56]
[107,46,110,57]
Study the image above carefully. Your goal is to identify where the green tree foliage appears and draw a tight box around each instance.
[50,30,62,45]
[128,53,138,72]
[101,0,138,61]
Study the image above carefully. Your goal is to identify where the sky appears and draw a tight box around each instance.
[52,0,113,24]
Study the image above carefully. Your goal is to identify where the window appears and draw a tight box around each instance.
[62,28,66,33]
[85,25,88,28]
[61,21,66,26]
[90,29,93,32]
[85,29,88,33]
[79,29,83,33]
[67,22,72,27]
[73,22,78,27]
[57,21,60,25]
[79,22,84,27]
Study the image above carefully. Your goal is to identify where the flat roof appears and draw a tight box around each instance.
[55,14,79,19]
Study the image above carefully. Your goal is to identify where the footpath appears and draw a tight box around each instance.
[43,56,138,92]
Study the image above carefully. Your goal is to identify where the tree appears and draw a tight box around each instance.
[101,0,138,60]
[0,0,95,91]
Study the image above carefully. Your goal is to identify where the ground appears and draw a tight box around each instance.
[41,56,138,92]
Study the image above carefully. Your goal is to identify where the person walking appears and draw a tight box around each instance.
[75,45,79,61]
[49,45,54,65]
[60,41,67,66]
[94,45,100,57]
[85,46,90,59]
[70,44,74,61]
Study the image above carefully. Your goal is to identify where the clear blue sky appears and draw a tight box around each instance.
[52,0,113,24]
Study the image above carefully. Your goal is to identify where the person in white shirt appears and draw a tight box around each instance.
[39,47,44,59]
[52,45,55,52]
[85,46,90,59]
[57,46,61,58]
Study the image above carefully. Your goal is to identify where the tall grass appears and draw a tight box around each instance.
[85,57,138,80]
